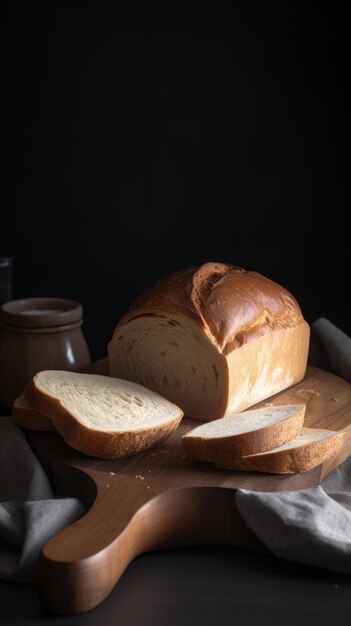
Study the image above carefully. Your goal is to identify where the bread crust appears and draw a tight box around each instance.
[113,262,306,355]
[224,322,310,416]
[22,376,183,459]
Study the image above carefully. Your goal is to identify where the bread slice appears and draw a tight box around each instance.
[214,427,346,474]
[19,370,183,459]
[182,404,306,461]
[13,395,56,432]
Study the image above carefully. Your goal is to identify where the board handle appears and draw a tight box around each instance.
[39,483,257,615]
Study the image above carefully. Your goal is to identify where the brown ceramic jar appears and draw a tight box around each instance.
[0,297,91,407]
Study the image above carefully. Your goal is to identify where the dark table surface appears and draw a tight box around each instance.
[1,545,351,626]
[1,408,351,626]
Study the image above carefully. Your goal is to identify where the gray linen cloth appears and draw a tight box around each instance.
[236,317,351,575]
[0,418,84,582]
[1,317,351,582]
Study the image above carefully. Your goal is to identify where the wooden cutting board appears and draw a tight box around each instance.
[26,365,351,615]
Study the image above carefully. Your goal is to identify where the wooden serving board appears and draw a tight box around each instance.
[26,366,351,615]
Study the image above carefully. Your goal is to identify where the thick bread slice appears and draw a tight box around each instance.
[21,370,183,459]
[13,395,56,432]
[214,427,347,474]
[182,404,306,460]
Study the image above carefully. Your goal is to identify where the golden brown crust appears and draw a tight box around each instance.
[214,428,347,474]
[52,406,181,459]
[22,379,183,459]
[182,405,306,460]
[114,262,305,355]
[225,322,310,416]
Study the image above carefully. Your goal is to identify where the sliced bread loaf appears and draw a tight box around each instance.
[182,404,306,461]
[19,370,183,459]
[214,427,346,474]
[108,263,310,420]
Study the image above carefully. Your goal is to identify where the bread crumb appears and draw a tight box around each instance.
[297,388,320,396]
[106,484,110,487]
[331,397,339,401]
[146,486,151,489]
[110,472,115,475]
[135,475,145,480]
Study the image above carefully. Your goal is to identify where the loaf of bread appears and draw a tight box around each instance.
[182,404,306,460]
[17,370,183,459]
[108,262,310,420]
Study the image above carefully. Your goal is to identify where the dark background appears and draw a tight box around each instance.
[1,1,347,360]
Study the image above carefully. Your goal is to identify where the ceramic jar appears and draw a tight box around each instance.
[0,297,91,407]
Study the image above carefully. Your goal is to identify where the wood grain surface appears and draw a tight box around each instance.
[26,365,351,615]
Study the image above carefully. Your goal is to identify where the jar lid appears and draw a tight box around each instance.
[0,297,83,328]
